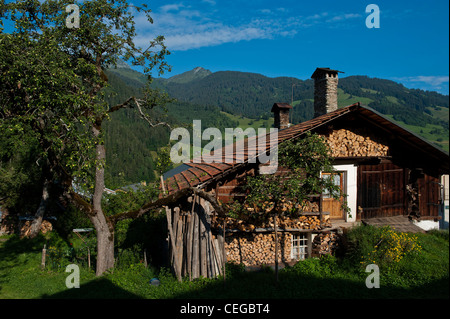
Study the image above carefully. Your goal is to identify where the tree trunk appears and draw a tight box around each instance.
[91,125,115,276]
[95,218,115,276]
[29,179,50,238]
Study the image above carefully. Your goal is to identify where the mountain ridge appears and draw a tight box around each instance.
[101,64,448,186]
[107,64,449,150]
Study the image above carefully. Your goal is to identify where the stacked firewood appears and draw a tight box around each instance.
[311,232,340,256]
[225,233,292,266]
[212,214,331,232]
[324,128,389,157]
[244,199,320,214]
[20,220,53,237]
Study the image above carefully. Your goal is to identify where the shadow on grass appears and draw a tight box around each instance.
[41,277,142,299]
[2,234,448,300]
[168,268,449,299]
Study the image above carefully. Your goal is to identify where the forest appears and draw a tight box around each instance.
[101,64,449,189]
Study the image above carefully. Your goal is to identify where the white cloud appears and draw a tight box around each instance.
[160,3,185,13]
[132,4,363,52]
[133,3,289,51]
[400,76,449,86]
[392,76,449,94]
[326,13,362,23]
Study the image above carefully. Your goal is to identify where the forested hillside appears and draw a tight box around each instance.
[103,68,237,189]
[103,64,449,188]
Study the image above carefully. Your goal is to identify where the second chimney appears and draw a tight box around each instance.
[271,103,292,130]
[311,67,343,118]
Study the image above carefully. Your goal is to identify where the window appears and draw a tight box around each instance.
[322,171,345,199]
[291,233,308,260]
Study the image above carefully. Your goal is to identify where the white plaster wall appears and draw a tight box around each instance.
[440,175,449,230]
[413,220,439,231]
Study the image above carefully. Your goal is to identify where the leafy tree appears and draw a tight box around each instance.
[0,4,94,237]
[1,0,172,275]
[228,132,341,223]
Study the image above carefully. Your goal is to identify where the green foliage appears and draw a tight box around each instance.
[344,225,449,287]
[103,184,159,217]
[155,147,173,176]
[227,132,340,223]
[1,228,449,299]
[360,226,422,272]
[284,255,338,277]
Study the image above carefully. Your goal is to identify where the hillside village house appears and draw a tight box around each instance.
[161,67,450,280]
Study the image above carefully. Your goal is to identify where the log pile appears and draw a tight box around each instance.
[20,220,53,237]
[244,199,320,214]
[311,231,340,257]
[324,128,389,157]
[225,233,292,266]
[212,214,331,232]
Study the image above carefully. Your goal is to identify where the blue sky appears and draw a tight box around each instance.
[129,0,449,94]
[3,1,448,94]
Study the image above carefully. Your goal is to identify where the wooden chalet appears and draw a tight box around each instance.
[161,67,449,280]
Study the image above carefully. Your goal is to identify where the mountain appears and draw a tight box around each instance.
[102,67,238,189]
[152,68,448,149]
[165,66,212,84]
[102,65,448,187]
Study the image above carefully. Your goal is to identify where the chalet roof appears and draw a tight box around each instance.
[162,102,449,195]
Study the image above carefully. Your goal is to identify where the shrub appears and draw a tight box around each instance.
[283,255,338,277]
[360,226,422,271]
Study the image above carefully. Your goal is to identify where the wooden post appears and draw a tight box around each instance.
[143,249,148,268]
[223,217,226,284]
[187,195,196,280]
[160,176,182,282]
[274,212,279,284]
[88,247,91,269]
[192,207,199,279]
[41,244,46,270]
[175,207,183,278]
[199,208,207,278]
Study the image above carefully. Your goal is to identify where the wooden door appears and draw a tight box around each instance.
[357,163,406,219]
[322,172,345,219]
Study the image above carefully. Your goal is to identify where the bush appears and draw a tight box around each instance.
[360,226,422,271]
[344,225,449,289]
[283,255,338,277]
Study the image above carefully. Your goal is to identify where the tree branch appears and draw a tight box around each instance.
[133,97,172,129]
[107,96,134,114]
[108,186,227,225]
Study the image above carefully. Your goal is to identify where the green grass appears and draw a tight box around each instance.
[426,105,450,122]
[1,226,448,299]
[383,115,449,152]
[337,88,374,107]
[220,111,272,130]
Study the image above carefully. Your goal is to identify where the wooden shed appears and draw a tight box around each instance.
[161,67,449,280]
[161,101,448,280]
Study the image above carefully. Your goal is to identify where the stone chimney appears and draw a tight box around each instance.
[311,67,343,118]
[271,103,292,130]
